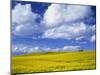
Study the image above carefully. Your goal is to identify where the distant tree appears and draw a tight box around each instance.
[78,50,84,52]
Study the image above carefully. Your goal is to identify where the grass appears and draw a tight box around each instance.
[12,51,96,74]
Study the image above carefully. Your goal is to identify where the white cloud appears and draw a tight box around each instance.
[63,45,80,51]
[42,22,95,40]
[42,4,95,40]
[90,34,95,42]
[12,4,42,36]
[12,3,95,41]
[12,44,81,55]
[12,44,42,54]
[43,4,93,28]
[12,45,53,53]
[90,25,95,32]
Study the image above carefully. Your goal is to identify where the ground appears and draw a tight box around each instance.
[12,51,96,74]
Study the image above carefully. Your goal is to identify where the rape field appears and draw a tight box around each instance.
[12,51,96,75]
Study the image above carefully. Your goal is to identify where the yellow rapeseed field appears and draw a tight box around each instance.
[12,51,96,74]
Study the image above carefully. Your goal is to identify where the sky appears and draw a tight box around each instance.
[11,1,96,55]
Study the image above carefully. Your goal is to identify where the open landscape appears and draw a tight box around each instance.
[12,51,96,74]
[12,1,96,75]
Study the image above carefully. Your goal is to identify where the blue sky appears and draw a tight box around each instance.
[12,1,96,55]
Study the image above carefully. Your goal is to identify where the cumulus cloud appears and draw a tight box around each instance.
[12,4,43,36]
[42,22,95,40]
[43,4,93,28]
[12,44,81,55]
[12,44,42,54]
[63,45,80,51]
[12,3,95,41]
[90,34,95,42]
[42,4,95,41]
[12,44,53,54]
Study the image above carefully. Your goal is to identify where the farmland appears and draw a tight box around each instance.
[12,51,96,74]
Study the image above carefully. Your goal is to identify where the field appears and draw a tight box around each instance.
[12,51,96,74]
